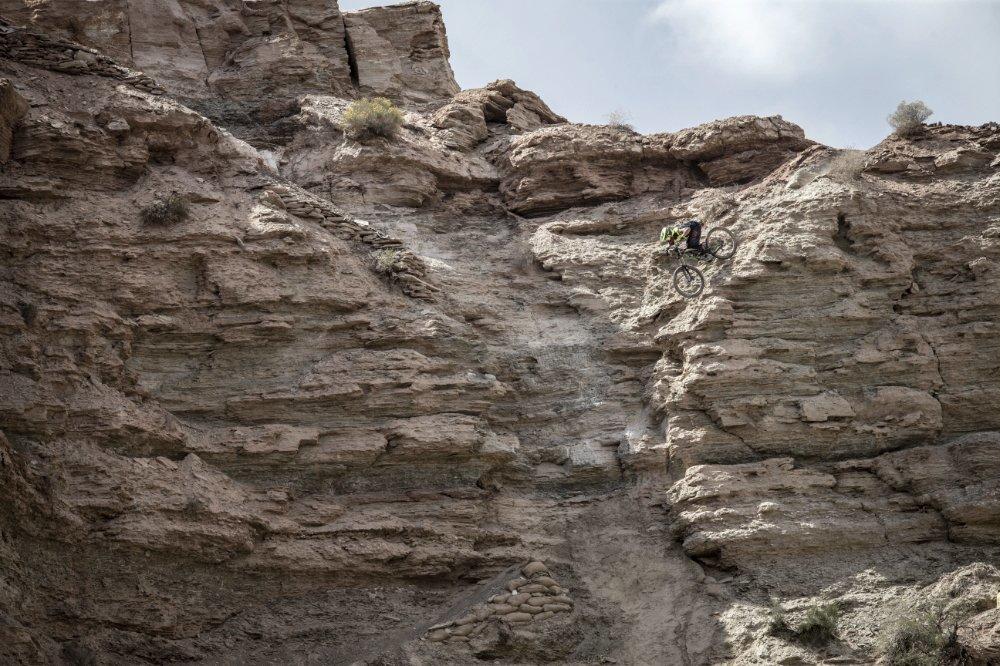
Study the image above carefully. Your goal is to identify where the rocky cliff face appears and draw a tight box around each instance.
[3,2,1000,664]
[1,0,456,147]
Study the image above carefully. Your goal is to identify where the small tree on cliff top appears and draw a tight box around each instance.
[605,110,635,133]
[887,100,933,136]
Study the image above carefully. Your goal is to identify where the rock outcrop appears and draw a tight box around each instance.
[500,115,812,215]
[0,0,458,146]
[0,0,354,99]
[670,114,812,185]
[344,1,459,103]
[433,78,566,150]
[2,3,1000,665]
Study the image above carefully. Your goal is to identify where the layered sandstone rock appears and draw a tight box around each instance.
[2,4,1000,666]
[669,114,813,185]
[0,0,459,147]
[344,0,459,103]
[0,0,353,99]
[0,0,459,103]
[283,94,498,206]
[500,125,687,215]
[281,77,567,207]
[500,115,813,215]
[521,121,1000,662]
[432,78,567,150]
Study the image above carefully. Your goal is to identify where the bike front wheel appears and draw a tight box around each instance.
[705,228,738,260]
[672,264,705,298]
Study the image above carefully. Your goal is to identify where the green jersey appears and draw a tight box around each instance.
[660,226,684,244]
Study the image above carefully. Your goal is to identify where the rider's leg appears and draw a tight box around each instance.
[687,225,702,250]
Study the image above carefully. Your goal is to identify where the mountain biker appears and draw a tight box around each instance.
[659,219,704,252]
[659,225,684,246]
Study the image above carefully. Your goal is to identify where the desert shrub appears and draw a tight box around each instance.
[341,97,404,140]
[888,100,933,136]
[605,110,635,133]
[827,149,866,182]
[768,601,841,646]
[767,600,792,636]
[141,194,189,225]
[876,609,957,666]
[795,602,841,646]
[372,249,400,275]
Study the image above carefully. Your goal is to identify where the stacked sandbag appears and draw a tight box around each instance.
[423,560,574,644]
[263,183,438,300]
[370,248,439,300]
[0,19,165,94]
[264,184,359,241]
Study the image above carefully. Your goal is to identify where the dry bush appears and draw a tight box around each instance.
[605,110,635,133]
[767,600,792,636]
[341,97,404,141]
[795,602,841,646]
[888,100,933,136]
[767,601,841,647]
[876,609,958,666]
[141,194,189,225]
[372,249,400,275]
[827,149,866,182]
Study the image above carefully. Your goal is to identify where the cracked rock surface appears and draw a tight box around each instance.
[2,2,1000,664]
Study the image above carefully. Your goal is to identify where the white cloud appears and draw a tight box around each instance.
[647,0,831,82]
[643,0,1000,144]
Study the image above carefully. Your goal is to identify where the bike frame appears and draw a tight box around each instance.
[667,245,706,265]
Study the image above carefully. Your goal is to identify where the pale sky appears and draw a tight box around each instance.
[339,0,1000,148]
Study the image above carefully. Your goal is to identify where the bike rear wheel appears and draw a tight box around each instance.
[705,228,738,260]
[672,264,705,298]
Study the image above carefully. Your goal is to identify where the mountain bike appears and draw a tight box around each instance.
[663,228,738,298]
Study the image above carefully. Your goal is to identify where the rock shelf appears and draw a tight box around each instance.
[0,19,164,94]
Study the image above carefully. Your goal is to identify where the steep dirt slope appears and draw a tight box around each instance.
[3,2,1000,665]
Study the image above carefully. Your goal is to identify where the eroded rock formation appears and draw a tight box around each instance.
[2,2,1000,664]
